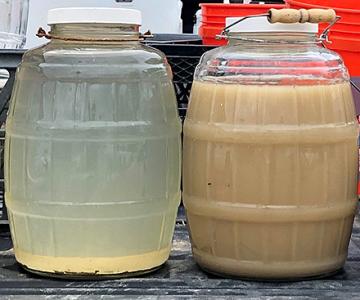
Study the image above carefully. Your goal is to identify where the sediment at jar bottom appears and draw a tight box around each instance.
[14,246,171,277]
[183,81,358,279]
[193,249,346,280]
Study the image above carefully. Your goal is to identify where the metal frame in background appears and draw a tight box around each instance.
[0,50,24,224]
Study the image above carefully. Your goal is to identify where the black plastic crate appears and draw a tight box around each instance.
[149,44,213,118]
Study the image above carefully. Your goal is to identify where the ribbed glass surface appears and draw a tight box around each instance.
[184,33,358,279]
[5,32,181,276]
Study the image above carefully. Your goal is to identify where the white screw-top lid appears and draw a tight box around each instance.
[48,7,142,25]
[226,16,318,33]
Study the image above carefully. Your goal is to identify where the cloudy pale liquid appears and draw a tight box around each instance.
[5,70,181,275]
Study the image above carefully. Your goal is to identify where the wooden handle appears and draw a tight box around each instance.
[307,9,337,23]
[268,8,336,24]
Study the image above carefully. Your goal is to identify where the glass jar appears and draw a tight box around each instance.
[5,8,181,278]
[0,0,29,48]
[183,17,358,280]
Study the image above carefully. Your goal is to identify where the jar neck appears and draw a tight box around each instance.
[227,32,318,47]
[49,23,140,44]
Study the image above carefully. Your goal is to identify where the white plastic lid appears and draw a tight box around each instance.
[48,7,142,25]
[225,16,318,33]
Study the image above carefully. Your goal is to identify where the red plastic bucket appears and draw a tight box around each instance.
[319,22,360,33]
[318,28,360,75]
[324,35,360,75]
[327,29,360,40]
[287,0,360,9]
[326,36,360,52]
[199,25,225,46]
[200,3,285,46]
[318,23,360,40]
[334,50,360,76]
[286,0,360,24]
[286,0,360,10]
[286,0,360,75]
[201,3,285,19]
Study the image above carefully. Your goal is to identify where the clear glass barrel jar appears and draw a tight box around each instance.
[5,8,182,278]
[0,0,29,48]
[183,17,359,280]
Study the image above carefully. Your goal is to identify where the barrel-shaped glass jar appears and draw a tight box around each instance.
[5,8,182,278]
[183,18,358,279]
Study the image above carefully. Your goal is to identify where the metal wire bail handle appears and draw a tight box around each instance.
[319,16,341,43]
[217,8,340,43]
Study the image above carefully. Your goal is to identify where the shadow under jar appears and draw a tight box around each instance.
[183,16,359,280]
[5,8,182,278]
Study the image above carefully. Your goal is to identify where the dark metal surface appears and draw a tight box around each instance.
[0,210,360,298]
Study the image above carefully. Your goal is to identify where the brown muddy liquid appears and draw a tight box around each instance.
[183,81,359,279]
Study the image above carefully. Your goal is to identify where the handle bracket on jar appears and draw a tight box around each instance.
[319,16,341,44]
